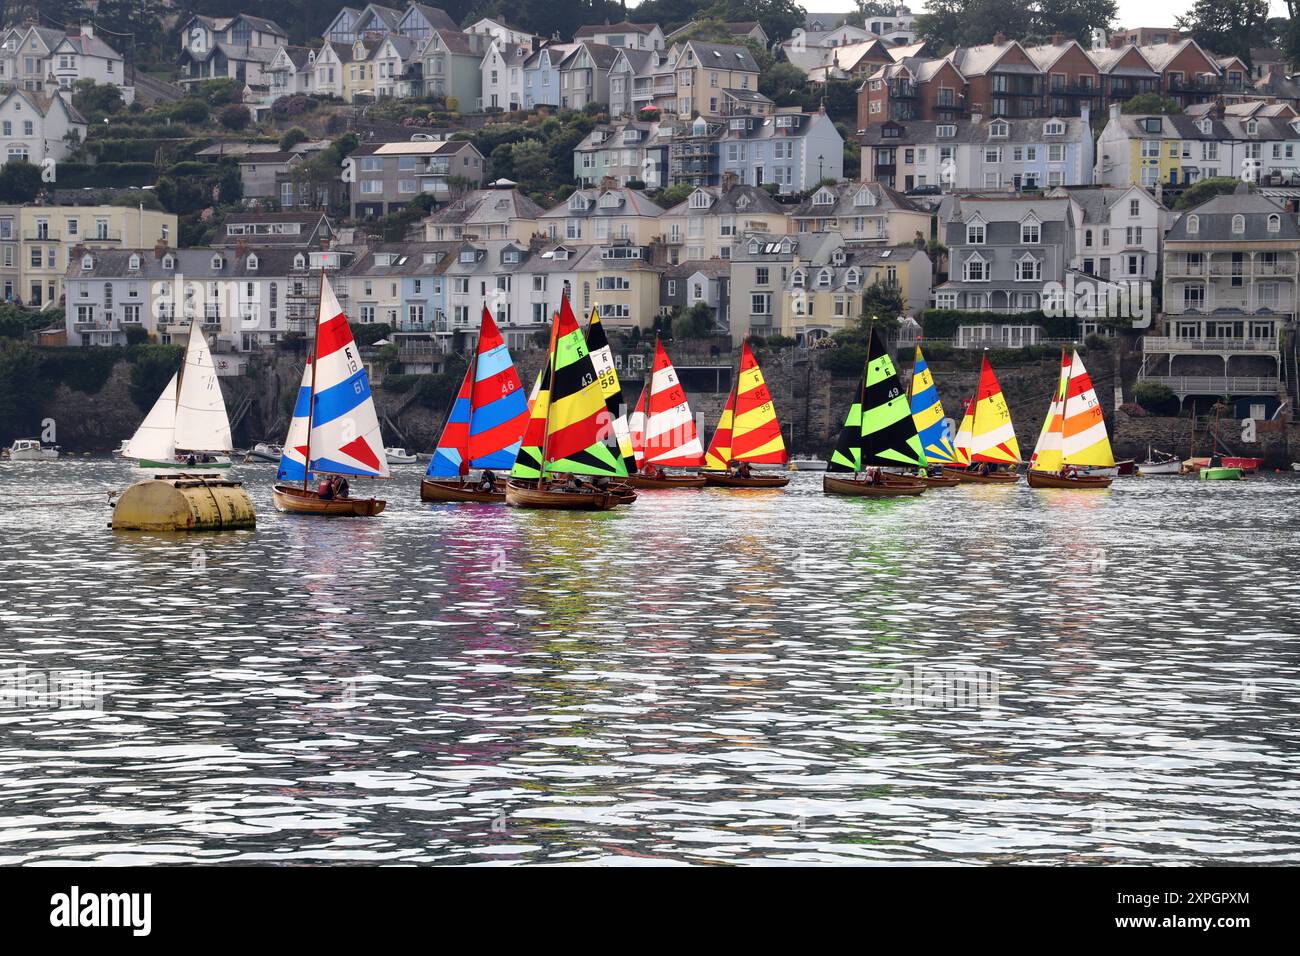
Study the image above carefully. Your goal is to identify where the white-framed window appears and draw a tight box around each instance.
[1015,255,1041,281]
[963,255,988,282]
[966,222,985,244]
[1020,221,1040,244]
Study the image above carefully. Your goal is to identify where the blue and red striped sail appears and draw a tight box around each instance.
[277,277,390,482]
[427,306,529,478]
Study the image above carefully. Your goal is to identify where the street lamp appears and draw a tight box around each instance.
[818,153,824,181]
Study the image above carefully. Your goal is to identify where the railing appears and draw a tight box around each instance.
[1140,375,1281,394]
[22,231,60,241]
[1143,336,1280,353]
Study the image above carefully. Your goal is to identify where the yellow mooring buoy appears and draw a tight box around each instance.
[111,477,256,531]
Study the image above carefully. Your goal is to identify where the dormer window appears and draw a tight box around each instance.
[831,249,846,265]
[966,221,986,245]
[748,240,761,255]
[845,268,860,287]
[293,253,305,270]
[80,254,93,271]
[459,249,476,263]
[816,268,832,287]
[246,254,258,271]
[1268,213,1281,233]
[1232,214,1245,234]
[1186,215,1199,235]
[791,269,805,287]
[1143,118,1162,134]
[854,187,876,207]
[569,192,589,211]
[1044,121,1064,136]
[211,254,224,270]
[989,120,1008,138]
[163,254,176,270]
[689,189,712,209]
[552,247,569,260]
[937,125,956,138]
[1198,118,1212,134]
[128,254,140,271]
[1246,119,1258,135]
[1020,217,1041,244]
[599,192,622,208]
[813,188,836,206]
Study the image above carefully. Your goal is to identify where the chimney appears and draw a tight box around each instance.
[71,243,86,260]
[1052,33,1064,47]
[1108,101,1122,122]
[154,240,167,259]
[722,170,738,191]
[235,239,248,260]
[320,237,331,251]
[993,32,1006,46]
[80,23,94,39]
[1212,96,1226,119]
[600,175,617,189]
[1110,34,1124,50]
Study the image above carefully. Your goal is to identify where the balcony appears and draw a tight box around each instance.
[886,80,917,98]
[1048,80,1101,96]
[1143,336,1280,354]
[22,230,61,241]
[1106,81,1158,99]
[1140,374,1281,396]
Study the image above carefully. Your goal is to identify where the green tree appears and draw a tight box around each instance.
[1122,93,1183,115]
[71,80,124,123]
[218,104,251,130]
[1177,0,1271,66]
[0,161,42,203]
[671,303,716,339]
[1032,0,1118,43]
[279,126,309,151]
[1174,177,1246,209]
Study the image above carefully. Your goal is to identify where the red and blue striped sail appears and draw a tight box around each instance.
[276,359,314,482]
[427,307,528,477]
[276,277,390,481]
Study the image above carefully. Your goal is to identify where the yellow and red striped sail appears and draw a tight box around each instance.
[968,356,1021,464]
[702,382,736,471]
[952,399,973,466]
[727,340,786,464]
[1029,349,1071,474]
[638,338,705,468]
[1060,350,1115,467]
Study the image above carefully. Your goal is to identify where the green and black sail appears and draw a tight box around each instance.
[828,363,867,473]
[859,326,925,467]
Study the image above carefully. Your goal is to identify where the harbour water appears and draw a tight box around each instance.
[1,459,1298,865]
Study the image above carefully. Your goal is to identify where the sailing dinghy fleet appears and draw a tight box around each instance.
[102,271,1203,531]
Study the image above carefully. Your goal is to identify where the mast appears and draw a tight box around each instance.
[464,318,481,480]
[301,269,326,491]
[173,321,191,454]
[538,304,562,483]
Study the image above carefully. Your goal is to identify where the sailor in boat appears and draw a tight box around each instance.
[650,465,667,480]
[866,467,883,486]
[565,475,587,492]
[318,476,336,500]
[184,453,198,467]
[729,460,753,479]
[335,477,350,499]
[479,469,498,492]
[593,475,612,491]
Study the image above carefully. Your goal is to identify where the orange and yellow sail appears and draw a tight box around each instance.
[968,356,1021,464]
[1029,350,1071,474]
[1059,350,1114,467]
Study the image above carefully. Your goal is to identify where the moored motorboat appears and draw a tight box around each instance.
[6,439,59,461]
[823,472,927,497]
[505,479,622,510]
[702,471,791,488]
[243,442,282,463]
[1137,446,1181,475]
[385,447,418,465]
[272,484,387,515]
[419,477,505,503]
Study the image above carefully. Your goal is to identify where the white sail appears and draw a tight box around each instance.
[123,373,178,462]
[173,322,233,452]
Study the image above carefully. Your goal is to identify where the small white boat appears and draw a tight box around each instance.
[134,454,234,477]
[385,447,418,465]
[6,438,59,461]
[112,438,131,458]
[1291,462,1300,472]
[243,442,282,463]
[788,457,828,471]
[1137,446,1182,476]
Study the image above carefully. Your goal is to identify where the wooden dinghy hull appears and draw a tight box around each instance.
[701,471,791,489]
[1026,470,1114,490]
[627,473,707,489]
[942,466,1020,484]
[272,484,387,516]
[883,471,960,488]
[823,474,927,497]
[419,478,505,503]
[504,480,623,510]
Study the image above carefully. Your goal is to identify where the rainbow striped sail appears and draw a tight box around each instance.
[728,340,786,464]
[968,356,1021,464]
[702,382,735,471]
[909,345,958,465]
[585,309,637,475]
[510,296,628,479]
[427,307,528,478]
[277,277,389,482]
[639,338,705,467]
[1029,349,1071,474]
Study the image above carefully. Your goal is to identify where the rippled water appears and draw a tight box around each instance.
[0,458,1298,865]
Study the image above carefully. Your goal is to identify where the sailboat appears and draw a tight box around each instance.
[701,339,789,488]
[943,355,1021,483]
[420,306,529,503]
[1027,349,1115,489]
[505,294,632,509]
[272,275,391,516]
[823,327,928,497]
[124,320,234,476]
[907,344,961,487]
[584,308,638,476]
[627,337,707,488]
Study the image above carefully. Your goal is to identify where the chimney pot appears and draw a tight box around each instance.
[1052,33,1064,47]
[993,32,1006,45]
[1110,34,1123,50]
[154,241,167,259]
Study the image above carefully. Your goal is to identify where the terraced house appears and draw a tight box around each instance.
[1143,186,1300,411]
[657,184,787,263]
[789,182,929,246]
[536,185,665,245]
